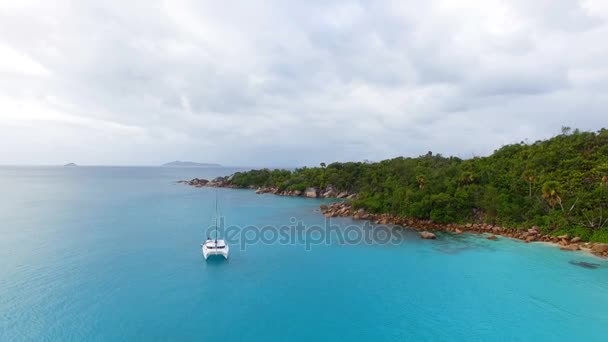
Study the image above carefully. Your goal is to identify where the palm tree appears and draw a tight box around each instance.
[595,162,608,187]
[522,170,535,197]
[319,162,327,189]
[416,175,427,190]
[459,171,474,186]
[600,175,608,229]
[542,181,563,210]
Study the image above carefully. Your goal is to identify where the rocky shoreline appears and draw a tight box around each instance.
[179,177,608,258]
[320,202,608,258]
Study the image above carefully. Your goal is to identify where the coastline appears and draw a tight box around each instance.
[319,201,608,258]
[178,177,358,198]
[179,178,608,259]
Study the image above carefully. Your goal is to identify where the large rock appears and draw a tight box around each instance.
[528,228,539,235]
[305,187,318,198]
[591,243,608,254]
[207,176,227,187]
[570,236,581,243]
[346,194,357,199]
[188,178,209,187]
[376,217,390,225]
[336,191,349,199]
[557,234,570,240]
[560,244,580,251]
[293,190,302,196]
[419,231,436,239]
[353,208,365,219]
[322,189,337,198]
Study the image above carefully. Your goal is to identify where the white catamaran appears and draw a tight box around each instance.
[201,190,229,260]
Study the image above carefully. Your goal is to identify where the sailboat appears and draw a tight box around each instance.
[201,190,229,260]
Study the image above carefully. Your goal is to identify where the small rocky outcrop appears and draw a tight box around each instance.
[487,235,498,241]
[419,231,436,239]
[188,178,209,187]
[206,176,231,187]
[305,187,319,198]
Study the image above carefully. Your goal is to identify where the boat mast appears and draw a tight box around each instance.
[215,188,218,243]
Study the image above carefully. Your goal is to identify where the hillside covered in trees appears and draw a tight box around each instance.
[227,128,608,242]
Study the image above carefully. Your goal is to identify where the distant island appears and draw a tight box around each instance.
[162,161,222,168]
[64,163,78,167]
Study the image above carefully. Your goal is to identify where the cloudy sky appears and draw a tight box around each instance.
[1,0,607,167]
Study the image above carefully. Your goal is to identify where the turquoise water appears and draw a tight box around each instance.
[1,166,607,341]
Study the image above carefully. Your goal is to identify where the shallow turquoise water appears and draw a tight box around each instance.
[1,166,607,341]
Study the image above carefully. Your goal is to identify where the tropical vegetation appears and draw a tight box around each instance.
[227,128,608,242]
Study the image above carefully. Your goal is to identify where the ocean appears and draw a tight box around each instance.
[0,166,607,341]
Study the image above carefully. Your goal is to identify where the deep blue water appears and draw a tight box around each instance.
[1,166,607,341]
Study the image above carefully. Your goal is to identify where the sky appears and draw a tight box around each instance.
[1,0,607,167]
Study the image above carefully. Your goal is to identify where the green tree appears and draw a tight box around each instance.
[459,171,475,186]
[223,127,608,242]
[542,181,564,211]
[522,170,535,198]
[416,175,427,190]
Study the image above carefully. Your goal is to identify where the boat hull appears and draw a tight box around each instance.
[202,240,229,260]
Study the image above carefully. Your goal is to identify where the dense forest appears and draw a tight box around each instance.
[228,128,608,242]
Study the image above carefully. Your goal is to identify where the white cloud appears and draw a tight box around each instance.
[0,0,606,166]
[0,44,49,76]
